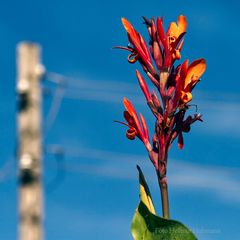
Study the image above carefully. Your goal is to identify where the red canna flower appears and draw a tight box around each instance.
[179,58,206,104]
[120,18,156,75]
[121,98,152,152]
[155,15,187,68]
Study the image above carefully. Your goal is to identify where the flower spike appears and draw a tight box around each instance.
[116,16,206,221]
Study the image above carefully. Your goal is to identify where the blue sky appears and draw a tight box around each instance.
[0,0,240,239]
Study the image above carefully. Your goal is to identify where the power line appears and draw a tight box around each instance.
[0,157,16,182]
[45,144,146,162]
[43,85,65,138]
[44,71,240,106]
[45,71,138,93]
[44,146,66,194]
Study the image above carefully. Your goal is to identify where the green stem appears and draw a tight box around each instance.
[157,173,170,219]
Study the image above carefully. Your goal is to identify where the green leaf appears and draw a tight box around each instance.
[131,201,197,240]
[131,166,197,240]
[137,165,156,215]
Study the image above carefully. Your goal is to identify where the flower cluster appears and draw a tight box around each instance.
[116,15,206,183]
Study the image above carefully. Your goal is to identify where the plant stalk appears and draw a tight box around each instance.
[157,172,170,219]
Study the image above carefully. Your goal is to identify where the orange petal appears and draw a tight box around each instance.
[181,91,192,104]
[121,18,135,35]
[123,98,135,115]
[184,58,206,88]
[121,18,138,40]
[178,15,187,33]
[167,22,178,38]
[167,15,187,39]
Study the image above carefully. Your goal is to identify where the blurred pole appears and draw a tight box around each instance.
[17,42,44,240]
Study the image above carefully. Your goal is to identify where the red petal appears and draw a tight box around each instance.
[121,18,139,41]
[121,18,142,52]
[156,17,168,50]
[153,41,163,69]
[136,70,151,102]
[139,34,151,63]
[123,110,134,126]
[178,131,184,149]
[123,98,144,140]
[147,71,159,88]
[126,128,137,140]
[140,113,149,141]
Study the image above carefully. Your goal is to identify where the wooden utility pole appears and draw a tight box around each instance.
[17,42,44,240]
